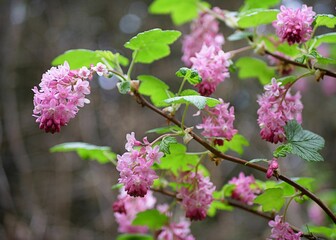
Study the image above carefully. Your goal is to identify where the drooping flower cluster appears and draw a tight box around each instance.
[257,78,303,143]
[273,5,316,45]
[196,99,237,145]
[177,172,215,221]
[117,132,163,197]
[266,158,279,179]
[268,215,303,240]
[32,61,108,133]
[157,218,195,240]
[182,7,225,66]
[228,172,260,205]
[190,44,231,96]
[113,188,156,234]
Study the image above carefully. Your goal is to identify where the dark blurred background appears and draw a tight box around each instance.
[0,0,335,239]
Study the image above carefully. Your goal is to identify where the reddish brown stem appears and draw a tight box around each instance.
[265,50,336,79]
[134,91,336,224]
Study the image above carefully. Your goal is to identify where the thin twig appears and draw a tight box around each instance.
[134,91,336,223]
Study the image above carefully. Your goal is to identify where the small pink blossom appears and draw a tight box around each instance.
[177,172,215,221]
[92,62,108,76]
[32,61,92,133]
[257,78,303,143]
[182,7,225,66]
[117,133,163,197]
[273,5,316,45]
[157,218,195,240]
[78,66,91,79]
[113,188,156,234]
[191,44,231,96]
[196,99,237,145]
[229,172,260,205]
[268,215,302,240]
[266,158,279,179]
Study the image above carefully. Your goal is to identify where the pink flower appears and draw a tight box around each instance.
[117,133,163,197]
[268,215,303,240]
[273,5,316,45]
[257,78,303,143]
[32,61,92,133]
[196,99,237,145]
[78,66,92,79]
[177,172,215,221]
[266,158,279,179]
[191,44,231,96]
[229,172,260,205]
[113,188,156,234]
[182,7,225,66]
[157,218,195,240]
[92,62,108,76]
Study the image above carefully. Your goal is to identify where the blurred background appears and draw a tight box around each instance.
[0,0,335,239]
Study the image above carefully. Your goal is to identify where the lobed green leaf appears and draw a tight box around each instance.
[50,142,116,164]
[149,0,200,25]
[132,209,168,231]
[216,134,249,155]
[237,9,279,28]
[138,75,173,107]
[254,188,285,212]
[165,96,220,110]
[176,67,202,85]
[52,49,128,69]
[240,0,280,11]
[116,234,154,240]
[236,57,274,85]
[124,29,181,63]
[159,136,178,154]
[314,14,336,29]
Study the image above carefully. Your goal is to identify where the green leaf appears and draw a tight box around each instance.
[273,144,292,158]
[236,57,274,85]
[216,134,249,155]
[208,200,233,217]
[227,31,253,41]
[146,125,181,134]
[306,225,336,239]
[238,9,279,28]
[180,89,200,96]
[240,0,280,11]
[132,209,168,231]
[138,75,173,107]
[50,142,116,164]
[176,67,202,85]
[116,234,154,240]
[222,184,236,197]
[282,120,325,161]
[117,81,131,94]
[314,14,336,29]
[277,76,297,86]
[316,56,336,66]
[159,136,178,154]
[314,33,336,48]
[149,0,199,25]
[254,188,285,212]
[165,96,220,110]
[124,29,181,63]
[277,177,315,197]
[52,49,128,69]
[157,143,199,175]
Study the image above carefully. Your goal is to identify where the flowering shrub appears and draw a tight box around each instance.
[39,0,336,239]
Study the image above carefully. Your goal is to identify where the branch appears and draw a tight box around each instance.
[151,187,317,240]
[264,50,336,79]
[134,91,336,224]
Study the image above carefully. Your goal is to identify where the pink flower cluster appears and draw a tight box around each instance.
[266,158,279,179]
[157,218,195,240]
[273,5,316,45]
[268,215,303,240]
[182,7,225,66]
[257,78,303,143]
[177,172,215,221]
[113,188,156,234]
[229,172,260,205]
[196,99,237,145]
[190,44,231,96]
[117,132,163,197]
[32,61,108,133]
